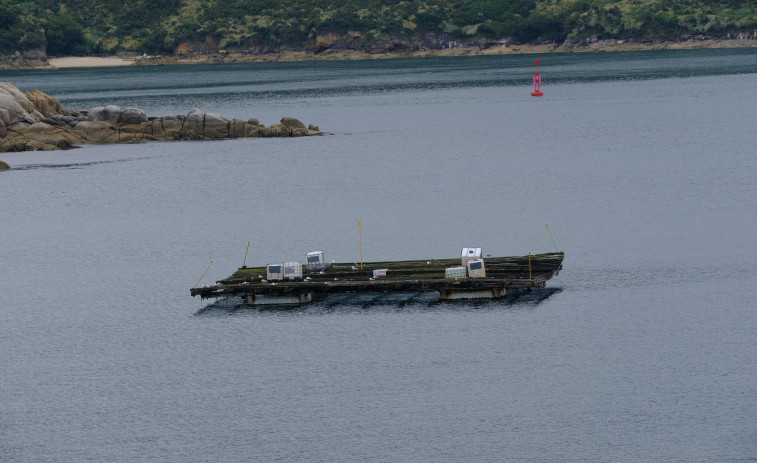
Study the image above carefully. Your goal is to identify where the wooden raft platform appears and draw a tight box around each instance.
[191,251,564,304]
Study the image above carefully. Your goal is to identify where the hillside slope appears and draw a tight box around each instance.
[1,0,756,57]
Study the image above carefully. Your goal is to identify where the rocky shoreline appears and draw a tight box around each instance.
[2,36,755,70]
[0,82,322,154]
[138,35,757,66]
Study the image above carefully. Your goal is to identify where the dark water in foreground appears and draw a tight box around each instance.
[2,49,756,462]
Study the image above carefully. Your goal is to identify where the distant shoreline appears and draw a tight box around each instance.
[4,37,756,70]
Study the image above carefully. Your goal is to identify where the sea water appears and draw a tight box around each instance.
[1,49,756,462]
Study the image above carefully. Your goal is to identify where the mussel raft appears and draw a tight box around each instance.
[190,251,564,305]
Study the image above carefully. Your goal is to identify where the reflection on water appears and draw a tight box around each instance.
[10,156,150,170]
[194,287,562,316]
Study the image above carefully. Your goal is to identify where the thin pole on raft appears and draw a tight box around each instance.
[242,241,250,268]
[194,260,213,289]
[358,220,364,271]
[546,224,559,252]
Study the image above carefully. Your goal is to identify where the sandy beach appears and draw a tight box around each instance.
[48,56,134,68]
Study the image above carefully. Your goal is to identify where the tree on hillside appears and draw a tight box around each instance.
[45,15,87,56]
[0,0,46,54]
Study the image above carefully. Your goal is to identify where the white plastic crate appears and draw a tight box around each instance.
[283,261,303,281]
[466,259,486,278]
[306,251,325,271]
[461,247,482,267]
[445,266,467,280]
[266,263,284,281]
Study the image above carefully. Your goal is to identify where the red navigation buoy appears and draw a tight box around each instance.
[531,59,543,97]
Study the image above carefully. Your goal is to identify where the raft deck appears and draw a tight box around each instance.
[191,252,564,304]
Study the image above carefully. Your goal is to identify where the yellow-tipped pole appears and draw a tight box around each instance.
[528,251,532,281]
[546,223,559,252]
[194,260,213,289]
[358,220,364,270]
[242,241,250,268]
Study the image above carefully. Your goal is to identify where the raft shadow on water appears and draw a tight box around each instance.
[194,287,563,317]
[10,156,151,171]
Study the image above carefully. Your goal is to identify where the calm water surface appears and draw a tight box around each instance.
[2,49,756,462]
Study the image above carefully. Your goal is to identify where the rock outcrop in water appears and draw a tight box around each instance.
[0,81,322,153]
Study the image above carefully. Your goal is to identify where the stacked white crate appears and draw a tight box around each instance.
[461,248,482,266]
[306,251,325,271]
[283,261,303,281]
[466,259,486,278]
[445,266,467,280]
[266,263,284,281]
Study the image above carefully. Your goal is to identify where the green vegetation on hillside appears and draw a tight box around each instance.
[1,0,756,56]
